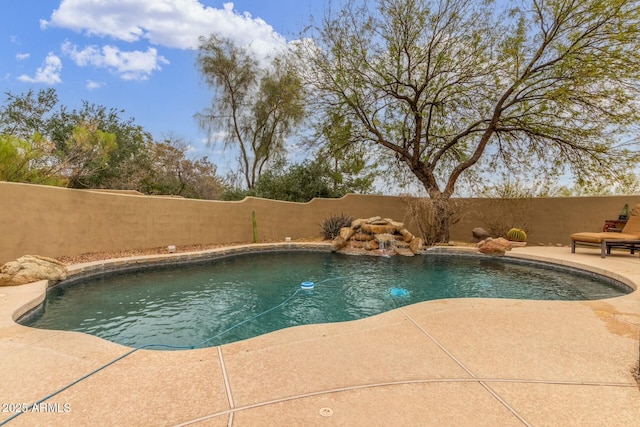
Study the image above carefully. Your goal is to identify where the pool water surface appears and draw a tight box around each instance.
[21,252,630,349]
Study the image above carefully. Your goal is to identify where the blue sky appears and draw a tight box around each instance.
[1,0,323,169]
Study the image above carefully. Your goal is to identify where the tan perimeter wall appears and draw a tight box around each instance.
[1,181,639,264]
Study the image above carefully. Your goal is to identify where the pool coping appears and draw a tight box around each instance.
[1,243,639,426]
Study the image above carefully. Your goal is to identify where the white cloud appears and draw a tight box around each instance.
[62,41,169,80]
[17,53,62,85]
[43,0,286,60]
[86,80,104,89]
[15,53,30,61]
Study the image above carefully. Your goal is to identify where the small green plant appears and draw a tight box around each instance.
[506,228,527,242]
[252,210,258,243]
[320,213,354,240]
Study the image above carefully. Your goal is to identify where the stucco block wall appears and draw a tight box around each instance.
[1,182,639,263]
[453,196,640,245]
[0,182,410,263]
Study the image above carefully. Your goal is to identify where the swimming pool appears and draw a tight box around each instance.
[20,251,631,349]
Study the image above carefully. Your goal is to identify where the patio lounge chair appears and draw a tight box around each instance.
[571,204,640,258]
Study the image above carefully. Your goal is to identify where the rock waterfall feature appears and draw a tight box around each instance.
[330,217,423,256]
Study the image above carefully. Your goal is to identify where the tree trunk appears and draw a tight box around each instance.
[412,164,454,245]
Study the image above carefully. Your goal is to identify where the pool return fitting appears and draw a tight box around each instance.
[0,276,344,426]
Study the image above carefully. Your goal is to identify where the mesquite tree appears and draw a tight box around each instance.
[300,0,640,244]
[197,35,305,189]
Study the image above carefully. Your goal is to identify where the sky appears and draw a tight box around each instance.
[0,0,323,171]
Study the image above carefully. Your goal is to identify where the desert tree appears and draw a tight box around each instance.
[196,35,306,189]
[313,112,377,195]
[0,89,58,139]
[48,101,153,189]
[299,0,640,244]
[0,89,154,190]
[0,134,65,185]
[144,134,225,199]
[58,122,118,188]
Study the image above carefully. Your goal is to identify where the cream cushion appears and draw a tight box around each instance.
[570,231,640,243]
[571,205,640,243]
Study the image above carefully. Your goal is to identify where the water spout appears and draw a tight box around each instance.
[376,233,395,257]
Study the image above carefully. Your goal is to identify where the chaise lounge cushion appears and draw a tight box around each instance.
[570,231,640,243]
[571,204,640,243]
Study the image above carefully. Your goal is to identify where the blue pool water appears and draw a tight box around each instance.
[21,252,631,349]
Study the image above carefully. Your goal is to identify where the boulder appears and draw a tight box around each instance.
[339,226,354,240]
[374,233,395,244]
[385,219,404,229]
[399,228,414,242]
[362,223,396,234]
[409,237,424,254]
[477,237,512,256]
[351,218,366,229]
[394,240,410,249]
[364,240,380,251]
[395,248,415,257]
[353,232,373,241]
[330,236,348,252]
[0,255,67,286]
[471,227,491,242]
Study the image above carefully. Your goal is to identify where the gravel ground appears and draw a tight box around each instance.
[54,238,325,266]
[52,238,476,266]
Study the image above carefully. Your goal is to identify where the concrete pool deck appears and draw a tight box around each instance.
[0,244,639,426]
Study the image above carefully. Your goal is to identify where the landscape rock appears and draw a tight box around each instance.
[395,248,415,257]
[375,233,395,244]
[477,237,512,256]
[409,237,424,254]
[362,223,396,234]
[364,240,380,251]
[399,228,414,243]
[386,219,404,229]
[330,236,348,252]
[351,218,366,229]
[394,241,410,249]
[0,255,67,286]
[353,232,371,241]
[471,227,491,242]
[339,227,354,240]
